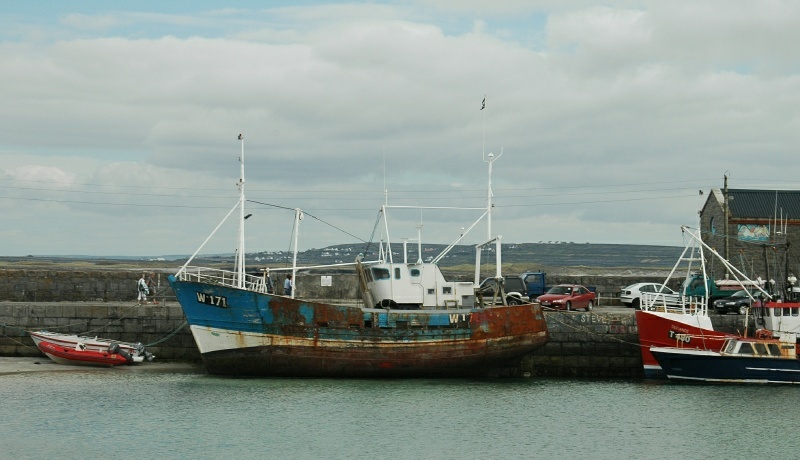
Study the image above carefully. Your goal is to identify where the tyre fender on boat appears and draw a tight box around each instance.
[755,329,773,339]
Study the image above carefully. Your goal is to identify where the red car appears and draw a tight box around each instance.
[536,284,596,311]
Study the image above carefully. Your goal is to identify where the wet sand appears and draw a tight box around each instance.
[0,356,205,376]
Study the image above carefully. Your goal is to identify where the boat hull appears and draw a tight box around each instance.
[650,347,800,384]
[169,275,549,377]
[29,330,147,363]
[37,341,129,367]
[635,309,731,378]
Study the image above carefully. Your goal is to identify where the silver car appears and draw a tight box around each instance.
[620,282,680,309]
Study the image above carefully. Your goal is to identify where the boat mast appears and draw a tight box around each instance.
[486,149,502,279]
[291,208,302,298]
[236,133,246,288]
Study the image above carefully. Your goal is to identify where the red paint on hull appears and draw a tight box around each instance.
[635,310,732,377]
[201,332,548,377]
[199,303,549,377]
[37,341,129,367]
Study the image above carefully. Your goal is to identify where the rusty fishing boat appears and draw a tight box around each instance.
[168,136,549,377]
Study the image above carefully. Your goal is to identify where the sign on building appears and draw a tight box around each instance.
[738,224,770,242]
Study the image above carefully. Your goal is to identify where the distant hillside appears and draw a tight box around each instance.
[0,242,684,272]
[248,242,683,269]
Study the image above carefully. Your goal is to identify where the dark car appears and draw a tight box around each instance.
[536,284,596,311]
[713,290,763,315]
[478,276,530,305]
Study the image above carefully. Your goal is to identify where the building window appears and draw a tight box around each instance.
[710,217,716,235]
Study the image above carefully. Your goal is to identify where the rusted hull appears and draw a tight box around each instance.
[196,328,547,377]
[169,275,549,377]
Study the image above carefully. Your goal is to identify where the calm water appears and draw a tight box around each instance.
[1,367,796,460]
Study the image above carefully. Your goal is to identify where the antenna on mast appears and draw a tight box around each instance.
[480,95,486,158]
[236,133,246,288]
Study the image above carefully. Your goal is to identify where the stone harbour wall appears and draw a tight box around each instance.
[0,302,200,362]
[0,268,682,305]
[525,311,642,378]
[0,298,751,378]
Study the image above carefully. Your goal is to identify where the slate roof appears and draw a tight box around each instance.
[726,189,800,220]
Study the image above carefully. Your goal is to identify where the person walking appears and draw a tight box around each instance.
[147,272,158,305]
[284,274,293,297]
[137,273,148,305]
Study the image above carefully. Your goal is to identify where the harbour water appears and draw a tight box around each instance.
[1,365,796,460]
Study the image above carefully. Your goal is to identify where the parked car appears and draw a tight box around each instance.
[713,289,764,315]
[620,282,680,309]
[477,276,530,305]
[536,284,596,311]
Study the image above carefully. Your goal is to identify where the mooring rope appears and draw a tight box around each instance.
[145,320,188,347]
[0,322,39,351]
[1,306,189,350]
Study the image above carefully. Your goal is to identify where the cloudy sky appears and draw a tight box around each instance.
[2,1,799,258]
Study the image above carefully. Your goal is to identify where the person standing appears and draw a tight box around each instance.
[147,272,158,305]
[137,273,148,305]
[284,274,293,297]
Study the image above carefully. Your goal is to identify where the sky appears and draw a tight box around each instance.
[2,1,800,258]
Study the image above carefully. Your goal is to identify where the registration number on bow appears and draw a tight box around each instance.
[196,292,228,308]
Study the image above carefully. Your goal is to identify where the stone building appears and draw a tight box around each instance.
[699,179,800,297]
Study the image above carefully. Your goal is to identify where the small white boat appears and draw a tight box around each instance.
[29,330,154,363]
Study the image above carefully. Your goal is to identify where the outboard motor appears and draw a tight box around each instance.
[118,349,133,362]
[135,342,154,361]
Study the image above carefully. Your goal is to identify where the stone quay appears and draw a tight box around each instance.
[0,267,749,378]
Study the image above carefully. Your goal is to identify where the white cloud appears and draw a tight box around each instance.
[0,1,799,256]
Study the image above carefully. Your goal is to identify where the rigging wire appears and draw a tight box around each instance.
[247,199,368,244]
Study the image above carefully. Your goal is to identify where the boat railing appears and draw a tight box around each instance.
[641,293,708,315]
[672,333,729,347]
[176,266,271,294]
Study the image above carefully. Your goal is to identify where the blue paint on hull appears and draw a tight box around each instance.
[651,350,800,384]
[168,275,549,377]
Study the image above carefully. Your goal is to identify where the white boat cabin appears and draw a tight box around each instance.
[752,302,800,338]
[359,261,476,310]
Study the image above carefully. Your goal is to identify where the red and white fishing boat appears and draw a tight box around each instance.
[635,226,769,378]
[30,330,154,363]
[37,341,130,367]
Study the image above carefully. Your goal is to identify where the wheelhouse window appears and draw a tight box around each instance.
[410,269,421,277]
[371,268,391,280]
[394,268,401,279]
[442,287,452,294]
[768,344,782,355]
[722,341,736,354]
[736,343,755,355]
